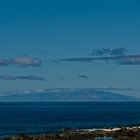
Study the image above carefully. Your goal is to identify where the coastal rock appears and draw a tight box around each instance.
[3,127,140,140]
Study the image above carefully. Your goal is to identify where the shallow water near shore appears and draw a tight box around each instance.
[0,102,140,137]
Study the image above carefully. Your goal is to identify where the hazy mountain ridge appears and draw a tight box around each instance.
[0,88,139,102]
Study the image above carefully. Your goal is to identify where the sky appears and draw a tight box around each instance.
[0,0,140,97]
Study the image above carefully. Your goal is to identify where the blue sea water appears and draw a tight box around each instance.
[0,102,140,137]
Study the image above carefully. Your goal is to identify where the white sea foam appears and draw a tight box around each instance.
[78,126,140,132]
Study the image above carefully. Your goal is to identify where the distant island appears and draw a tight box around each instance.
[0,88,139,102]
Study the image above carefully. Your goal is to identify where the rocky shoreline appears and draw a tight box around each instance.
[1,127,140,140]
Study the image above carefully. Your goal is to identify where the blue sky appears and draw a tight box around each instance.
[0,0,140,97]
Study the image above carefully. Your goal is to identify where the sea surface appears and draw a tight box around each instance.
[0,102,140,137]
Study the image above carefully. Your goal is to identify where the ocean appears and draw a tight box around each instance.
[0,102,140,137]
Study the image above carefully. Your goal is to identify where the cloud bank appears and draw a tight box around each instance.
[78,75,89,79]
[91,48,111,56]
[0,75,45,81]
[61,55,140,65]
[0,57,41,67]
[91,47,127,56]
